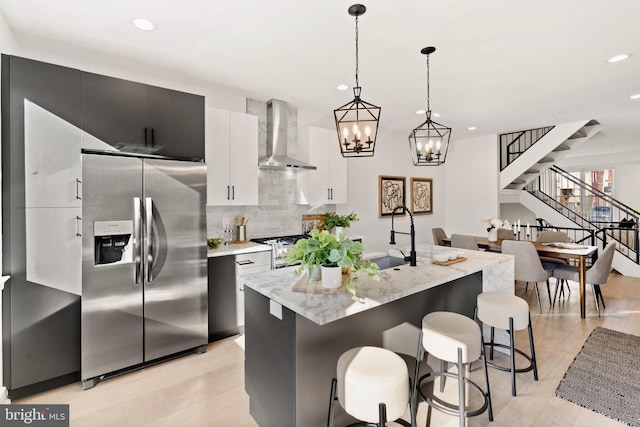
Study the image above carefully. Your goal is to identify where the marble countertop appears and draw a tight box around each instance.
[241,244,514,325]
[208,241,272,258]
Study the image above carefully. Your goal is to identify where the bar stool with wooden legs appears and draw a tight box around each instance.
[327,346,411,427]
[476,292,538,396]
[414,311,493,427]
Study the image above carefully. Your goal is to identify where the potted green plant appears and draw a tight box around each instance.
[323,211,358,237]
[285,229,379,298]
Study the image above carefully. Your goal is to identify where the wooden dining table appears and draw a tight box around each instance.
[442,236,599,318]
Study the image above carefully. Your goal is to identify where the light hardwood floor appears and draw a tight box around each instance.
[17,272,640,426]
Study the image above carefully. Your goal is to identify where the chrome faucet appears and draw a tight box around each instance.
[389,205,417,266]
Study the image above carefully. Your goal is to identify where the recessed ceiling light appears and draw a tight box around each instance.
[132,18,157,31]
[630,94,640,100]
[416,109,425,115]
[468,126,477,131]
[432,112,441,118]
[336,84,349,91]
[608,54,630,63]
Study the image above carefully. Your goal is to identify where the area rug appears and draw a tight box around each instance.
[555,327,640,426]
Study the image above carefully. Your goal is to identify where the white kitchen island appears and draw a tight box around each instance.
[241,245,514,427]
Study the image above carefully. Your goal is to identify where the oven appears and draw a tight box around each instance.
[250,234,309,269]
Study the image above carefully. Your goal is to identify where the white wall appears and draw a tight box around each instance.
[500,203,537,227]
[444,134,500,236]
[613,163,640,211]
[341,125,447,252]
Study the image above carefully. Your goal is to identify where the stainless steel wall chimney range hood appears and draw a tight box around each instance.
[258,99,317,170]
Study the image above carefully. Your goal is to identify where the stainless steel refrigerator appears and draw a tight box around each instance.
[81,153,208,389]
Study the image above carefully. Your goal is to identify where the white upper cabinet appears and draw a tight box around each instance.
[298,126,348,204]
[24,99,82,208]
[206,107,259,205]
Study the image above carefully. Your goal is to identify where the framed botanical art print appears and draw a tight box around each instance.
[379,175,406,217]
[410,177,433,214]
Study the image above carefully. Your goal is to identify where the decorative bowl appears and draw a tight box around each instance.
[433,253,450,263]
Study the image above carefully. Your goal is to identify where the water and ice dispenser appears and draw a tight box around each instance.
[94,220,134,265]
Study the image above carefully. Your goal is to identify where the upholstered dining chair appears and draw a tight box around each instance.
[535,230,572,305]
[451,234,479,250]
[497,228,515,240]
[501,240,553,313]
[432,227,448,246]
[552,242,616,317]
[536,230,571,244]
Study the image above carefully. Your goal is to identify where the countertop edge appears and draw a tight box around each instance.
[241,244,514,326]
[208,242,272,257]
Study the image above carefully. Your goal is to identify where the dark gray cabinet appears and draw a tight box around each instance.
[208,256,238,342]
[81,72,204,159]
[208,251,271,342]
[2,55,82,399]
[2,54,206,399]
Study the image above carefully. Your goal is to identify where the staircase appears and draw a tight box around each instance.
[500,120,603,191]
[519,187,640,277]
[498,120,640,277]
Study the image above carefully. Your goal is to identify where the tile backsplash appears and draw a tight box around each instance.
[206,202,330,240]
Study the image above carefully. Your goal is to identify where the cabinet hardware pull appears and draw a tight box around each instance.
[75,216,82,237]
[236,260,254,265]
[144,127,149,145]
[76,178,82,200]
[150,128,155,147]
[327,188,330,200]
[227,185,230,200]
[232,185,235,200]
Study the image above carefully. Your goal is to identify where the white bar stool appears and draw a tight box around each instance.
[327,346,410,427]
[476,292,538,396]
[414,311,492,427]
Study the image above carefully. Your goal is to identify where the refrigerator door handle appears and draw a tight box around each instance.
[134,197,143,284]
[145,197,155,282]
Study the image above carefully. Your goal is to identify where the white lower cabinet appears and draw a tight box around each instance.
[206,107,259,205]
[297,126,348,204]
[25,207,82,295]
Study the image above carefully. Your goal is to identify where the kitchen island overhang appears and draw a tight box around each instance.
[241,244,514,427]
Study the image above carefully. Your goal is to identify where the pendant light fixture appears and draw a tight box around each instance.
[409,46,451,166]
[334,4,381,158]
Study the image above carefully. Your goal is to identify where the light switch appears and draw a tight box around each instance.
[269,299,283,320]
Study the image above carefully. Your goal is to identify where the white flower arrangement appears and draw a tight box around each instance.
[481,216,511,232]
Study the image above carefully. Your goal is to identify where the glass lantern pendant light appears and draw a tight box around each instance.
[334,4,381,158]
[409,46,451,166]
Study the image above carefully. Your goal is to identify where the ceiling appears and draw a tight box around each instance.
[1,0,639,165]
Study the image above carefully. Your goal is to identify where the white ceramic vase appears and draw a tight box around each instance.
[321,265,342,289]
[488,228,498,242]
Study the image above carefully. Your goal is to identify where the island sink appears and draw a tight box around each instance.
[368,255,409,270]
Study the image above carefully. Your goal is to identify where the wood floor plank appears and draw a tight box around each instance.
[15,274,640,426]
